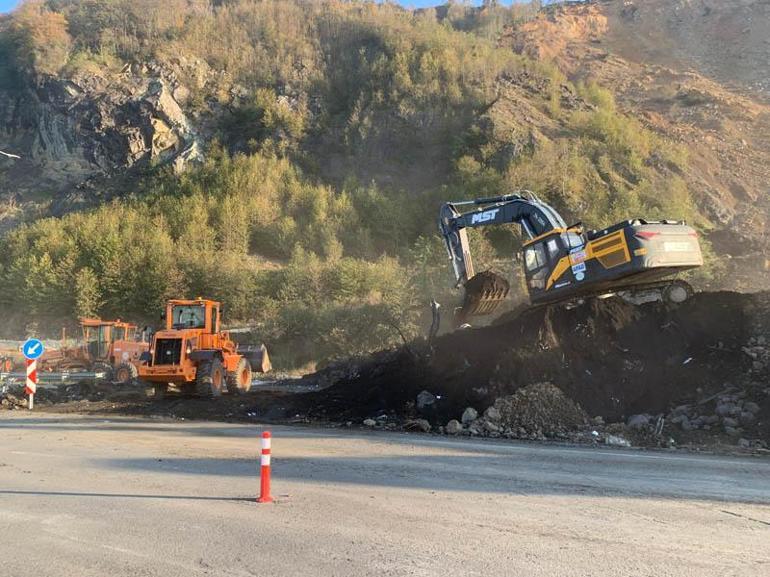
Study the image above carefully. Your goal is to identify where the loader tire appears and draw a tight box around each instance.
[195,359,224,398]
[114,362,138,385]
[227,357,252,395]
[92,361,113,383]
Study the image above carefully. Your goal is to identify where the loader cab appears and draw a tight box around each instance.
[165,298,221,334]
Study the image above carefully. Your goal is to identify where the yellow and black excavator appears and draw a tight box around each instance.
[439,192,703,324]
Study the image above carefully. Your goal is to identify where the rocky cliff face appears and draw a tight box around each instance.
[0,59,213,224]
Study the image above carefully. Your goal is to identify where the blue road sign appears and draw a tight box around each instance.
[22,338,45,360]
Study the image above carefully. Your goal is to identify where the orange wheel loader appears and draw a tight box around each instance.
[138,298,271,398]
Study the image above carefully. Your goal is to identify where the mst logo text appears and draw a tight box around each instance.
[470,208,500,225]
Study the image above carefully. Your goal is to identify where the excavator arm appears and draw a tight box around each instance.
[439,193,568,322]
[439,193,567,290]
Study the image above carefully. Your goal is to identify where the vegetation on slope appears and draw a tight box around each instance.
[0,1,715,367]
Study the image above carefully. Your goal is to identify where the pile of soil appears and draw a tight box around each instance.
[302,292,769,431]
[492,382,589,438]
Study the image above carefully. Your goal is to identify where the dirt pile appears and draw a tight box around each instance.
[490,383,589,438]
[302,291,770,445]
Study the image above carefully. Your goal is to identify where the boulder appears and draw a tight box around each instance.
[605,435,631,448]
[363,418,376,427]
[461,407,478,424]
[722,417,739,428]
[743,401,760,414]
[445,420,463,435]
[627,414,650,430]
[416,390,437,411]
[739,411,756,426]
[483,406,502,422]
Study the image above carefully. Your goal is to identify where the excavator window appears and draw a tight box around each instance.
[525,243,547,271]
[562,231,584,250]
[171,305,206,329]
[546,238,560,259]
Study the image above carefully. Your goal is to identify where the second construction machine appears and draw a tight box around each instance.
[439,192,703,323]
[138,298,270,398]
[40,318,149,384]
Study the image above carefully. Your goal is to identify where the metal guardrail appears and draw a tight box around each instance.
[0,371,108,387]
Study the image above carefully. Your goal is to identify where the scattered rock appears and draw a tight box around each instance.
[461,407,478,424]
[627,413,651,430]
[492,383,588,438]
[403,419,431,433]
[363,418,376,427]
[445,420,463,435]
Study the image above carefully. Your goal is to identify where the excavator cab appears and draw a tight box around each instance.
[522,229,586,301]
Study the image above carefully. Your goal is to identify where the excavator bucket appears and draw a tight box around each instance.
[457,270,510,324]
[243,344,272,373]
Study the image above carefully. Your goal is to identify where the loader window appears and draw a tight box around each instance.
[172,305,206,329]
[85,325,109,359]
[113,327,126,341]
[525,243,547,271]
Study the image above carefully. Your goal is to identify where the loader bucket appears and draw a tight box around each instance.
[244,344,272,373]
[457,270,510,324]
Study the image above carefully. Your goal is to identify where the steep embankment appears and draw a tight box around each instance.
[502,0,770,288]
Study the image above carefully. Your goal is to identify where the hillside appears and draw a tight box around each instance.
[503,0,770,271]
[0,0,767,368]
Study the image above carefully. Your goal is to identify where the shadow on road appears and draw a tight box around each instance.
[0,489,253,502]
[94,454,770,505]
[4,416,770,506]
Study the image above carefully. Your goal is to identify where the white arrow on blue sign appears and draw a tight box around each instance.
[22,338,45,360]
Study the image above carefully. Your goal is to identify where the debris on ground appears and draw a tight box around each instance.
[13,291,770,453]
[299,291,770,449]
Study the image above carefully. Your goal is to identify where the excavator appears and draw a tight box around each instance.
[439,192,703,324]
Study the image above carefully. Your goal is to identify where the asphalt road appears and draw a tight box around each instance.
[0,413,768,577]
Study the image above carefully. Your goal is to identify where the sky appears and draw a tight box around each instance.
[0,0,525,14]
